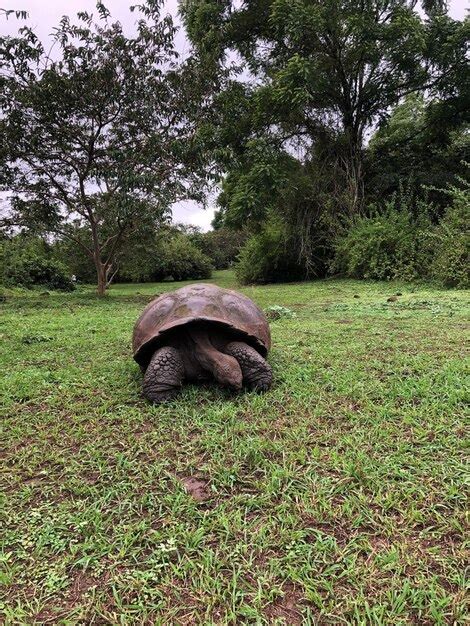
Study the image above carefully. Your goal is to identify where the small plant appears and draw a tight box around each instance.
[265,305,296,320]
[21,334,52,345]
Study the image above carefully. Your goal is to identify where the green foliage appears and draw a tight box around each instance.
[0,5,208,294]
[182,0,468,218]
[366,95,470,209]
[332,177,469,288]
[1,236,74,291]
[264,305,296,321]
[116,225,212,283]
[331,206,432,282]
[182,0,468,285]
[430,181,470,288]
[189,227,247,270]
[50,223,216,286]
[236,217,305,285]
[117,223,243,282]
[218,139,295,228]
[217,139,336,281]
[154,235,212,281]
[54,228,97,284]
[116,237,158,284]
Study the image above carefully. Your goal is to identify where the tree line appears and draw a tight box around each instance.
[1,0,468,293]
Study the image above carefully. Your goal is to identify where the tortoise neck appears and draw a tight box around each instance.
[187,327,242,390]
[188,327,220,371]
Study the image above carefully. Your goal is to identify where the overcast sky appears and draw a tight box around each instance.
[1,0,467,230]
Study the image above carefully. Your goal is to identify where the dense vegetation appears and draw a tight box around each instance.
[0,235,75,291]
[332,180,469,288]
[1,1,468,292]
[0,223,247,287]
[182,0,469,286]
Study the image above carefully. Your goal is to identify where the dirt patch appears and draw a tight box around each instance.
[133,422,154,437]
[367,535,391,551]
[83,471,100,484]
[180,476,211,502]
[67,571,97,605]
[301,513,356,548]
[331,397,363,413]
[21,473,49,486]
[264,583,304,625]
[35,571,97,623]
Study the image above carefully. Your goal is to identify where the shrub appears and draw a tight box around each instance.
[117,237,158,283]
[332,176,469,289]
[235,218,306,284]
[54,230,97,283]
[1,236,75,291]
[153,235,212,281]
[194,228,247,270]
[430,183,469,288]
[331,199,435,282]
[265,305,296,320]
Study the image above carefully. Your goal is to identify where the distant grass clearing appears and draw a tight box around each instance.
[1,271,468,624]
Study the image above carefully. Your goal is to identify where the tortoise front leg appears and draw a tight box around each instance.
[143,346,185,403]
[224,342,272,392]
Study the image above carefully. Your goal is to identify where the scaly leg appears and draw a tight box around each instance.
[143,346,185,403]
[224,342,272,391]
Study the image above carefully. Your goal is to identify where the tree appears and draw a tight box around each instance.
[1,1,208,294]
[183,225,247,269]
[1,233,75,291]
[182,0,467,216]
[365,94,469,209]
[116,223,212,283]
[364,9,470,208]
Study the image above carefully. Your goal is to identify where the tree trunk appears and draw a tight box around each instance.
[90,220,107,297]
[96,262,107,297]
[341,110,364,216]
[344,130,364,216]
[349,145,363,215]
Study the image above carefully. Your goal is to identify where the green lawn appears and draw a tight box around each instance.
[1,271,468,624]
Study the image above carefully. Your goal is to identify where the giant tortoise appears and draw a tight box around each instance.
[133,283,272,403]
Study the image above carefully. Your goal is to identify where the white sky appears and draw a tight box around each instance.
[1,0,468,231]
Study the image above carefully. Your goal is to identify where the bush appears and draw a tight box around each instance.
[153,235,212,281]
[193,228,247,270]
[331,199,435,282]
[332,177,469,288]
[1,236,75,291]
[236,218,306,284]
[116,237,158,283]
[431,184,469,288]
[54,230,97,283]
[265,305,296,320]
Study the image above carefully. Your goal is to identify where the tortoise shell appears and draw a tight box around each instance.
[132,283,271,367]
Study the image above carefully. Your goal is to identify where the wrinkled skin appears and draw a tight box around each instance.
[142,325,272,403]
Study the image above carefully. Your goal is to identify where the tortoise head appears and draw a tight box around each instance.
[211,352,243,390]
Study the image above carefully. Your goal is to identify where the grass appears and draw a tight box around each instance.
[1,271,468,624]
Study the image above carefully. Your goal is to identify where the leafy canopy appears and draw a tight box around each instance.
[182,0,468,219]
[1,1,208,293]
